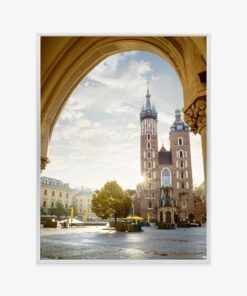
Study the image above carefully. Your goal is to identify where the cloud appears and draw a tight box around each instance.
[43,51,204,189]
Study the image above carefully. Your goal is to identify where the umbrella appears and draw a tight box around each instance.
[125,216,144,224]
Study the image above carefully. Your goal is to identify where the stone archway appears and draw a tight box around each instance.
[41,36,207,177]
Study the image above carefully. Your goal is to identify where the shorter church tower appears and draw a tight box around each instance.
[169,108,194,219]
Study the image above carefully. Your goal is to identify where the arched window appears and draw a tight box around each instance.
[179,150,184,158]
[147,151,151,159]
[180,172,184,179]
[148,162,151,169]
[181,182,185,189]
[147,142,151,149]
[180,160,184,168]
[178,137,183,145]
[147,133,151,140]
[161,168,172,186]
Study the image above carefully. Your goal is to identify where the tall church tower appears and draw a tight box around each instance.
[140,83,159,183]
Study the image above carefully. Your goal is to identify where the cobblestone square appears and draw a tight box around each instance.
[40,224,207,260]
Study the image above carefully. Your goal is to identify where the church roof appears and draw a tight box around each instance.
[159,145,167,152]
[158,151,172,164]
[140,82,157,121]
[170,108,189,132]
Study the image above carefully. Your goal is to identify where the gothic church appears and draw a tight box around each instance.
[135,86,195,222]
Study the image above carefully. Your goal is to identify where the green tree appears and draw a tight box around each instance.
[48,202,66,216]
[91,181,132,223]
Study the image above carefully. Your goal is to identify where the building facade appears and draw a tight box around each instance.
[135,86,195,222]
[40,177,73,214]
[72,188,97,221]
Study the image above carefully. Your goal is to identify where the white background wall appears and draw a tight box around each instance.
[0,1,246,295]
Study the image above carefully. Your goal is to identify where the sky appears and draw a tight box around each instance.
[41,51,204,190]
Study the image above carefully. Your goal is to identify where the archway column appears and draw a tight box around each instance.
[184,95,207,182]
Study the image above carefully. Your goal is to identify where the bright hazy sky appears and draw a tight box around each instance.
[42,51,204,190]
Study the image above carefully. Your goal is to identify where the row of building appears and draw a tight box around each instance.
[40,177,96,220]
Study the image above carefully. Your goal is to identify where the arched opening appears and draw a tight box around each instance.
[41,37,207,181]
[160,211,163,222]
[165,211,171,223]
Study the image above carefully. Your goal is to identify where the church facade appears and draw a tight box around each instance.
[134,86,195,222]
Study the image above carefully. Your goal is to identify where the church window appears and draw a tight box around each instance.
[148,162,151,169]
[178,138,183,145]
[179,150,184,158]
[180,160,184,168]
[147,133,151,140]
[180,172,185,179]
[161,168,171,187]
[147,142,151,149]
[147,151,151,158]
[44,189,47,195]
[181,182,185,189]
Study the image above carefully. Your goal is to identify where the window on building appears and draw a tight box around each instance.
[147,133,151,140]
[147,142,151,149]
[181,182,185,189]
[182,201,186,208]
[161,168,171,186]
[148,172,152,179]
[180,172,185,179]
[179,150,184,158]
[43,201,46,207]
[180,160,184,168]
[148,162,151,169]
[147,152,151,159]
[178,138,183,145]
[52,191,55,197]
[44,189,47,195]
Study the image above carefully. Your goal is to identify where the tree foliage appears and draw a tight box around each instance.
[48,202,67,216]
[91,181,132,221]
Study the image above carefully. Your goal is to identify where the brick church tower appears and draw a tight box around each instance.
[134,85,195,222]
